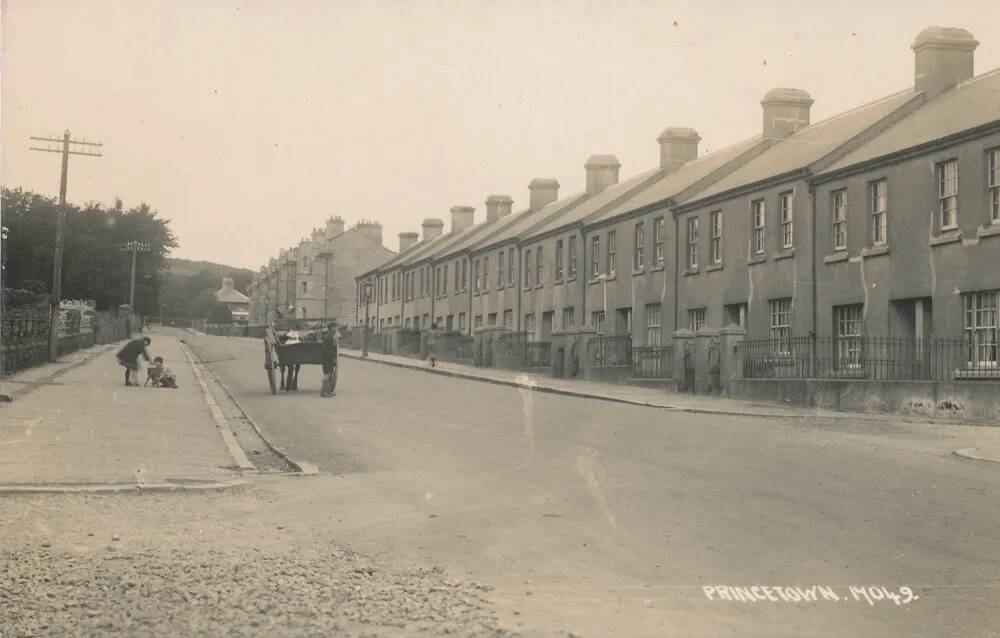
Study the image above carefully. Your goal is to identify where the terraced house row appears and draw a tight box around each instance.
[355,27,1000,415]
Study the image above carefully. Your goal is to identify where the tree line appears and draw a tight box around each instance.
[2,187,175,314]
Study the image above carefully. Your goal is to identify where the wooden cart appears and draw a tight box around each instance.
[263,324,337,395]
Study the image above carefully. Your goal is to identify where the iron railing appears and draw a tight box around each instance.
[497,332,529,358]
[631,345,673,379]
[739,335,1000,381]
[526,341,552,368]
[587,335,632,367]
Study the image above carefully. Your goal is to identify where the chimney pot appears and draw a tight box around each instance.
[485,194,514,222]
[528,178,560,212]
[450,206,475,233]
[911,26,978,99]
[421,217,445,242]
[761,88,814,139]
[657,127,700,173]
[398,232,419,253]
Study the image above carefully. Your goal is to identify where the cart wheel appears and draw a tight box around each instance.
[264,340,277,395]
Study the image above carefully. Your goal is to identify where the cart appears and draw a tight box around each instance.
[263,323,337,395]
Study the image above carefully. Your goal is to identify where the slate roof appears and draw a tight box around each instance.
[526,168,663,238]
[585,135,765,226]
[820,68,1000,174]
[216,288,249,304]
[690,89,919,202]
[467,192,591,252]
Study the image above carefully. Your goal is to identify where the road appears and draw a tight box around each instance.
[180,331,1000,637]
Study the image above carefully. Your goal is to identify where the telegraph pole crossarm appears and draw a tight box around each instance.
[29,129,103,362]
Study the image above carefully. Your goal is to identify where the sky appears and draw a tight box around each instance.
[3,0,1000,270]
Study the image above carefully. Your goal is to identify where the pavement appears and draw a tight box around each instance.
[177,332,1000,637]
[339,345,1000,430]
[0,331,245,491]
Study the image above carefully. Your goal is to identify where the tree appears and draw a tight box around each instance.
[2,188,178,313]
[208,302,233,324]
[188,288,219,319]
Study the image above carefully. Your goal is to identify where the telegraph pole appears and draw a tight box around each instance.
[120,240,151,310]
[29,130,102,361]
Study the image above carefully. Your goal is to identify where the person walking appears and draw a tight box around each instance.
[320,321,339,397]
[116,336,153,386]
[426,322,439,368]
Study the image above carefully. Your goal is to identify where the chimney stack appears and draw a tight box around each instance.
[657,127,700,173]
[450,206,475,233]
[528,178,559,212]
[761,88,813,139]
[485,195,514,222]
[354,220,383,247]
[421,217,445,242]
[398,232,419,252]
[912,27,978,100]
[325,215,345,239]
[584,155,621,194]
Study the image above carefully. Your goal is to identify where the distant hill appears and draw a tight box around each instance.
[160,258,255,319]
[167,258,255,280]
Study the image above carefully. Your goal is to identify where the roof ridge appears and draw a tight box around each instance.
[956,65,1000,88]
[788,87,915,133]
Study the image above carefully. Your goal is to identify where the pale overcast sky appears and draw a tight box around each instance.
[3,0,1000,270]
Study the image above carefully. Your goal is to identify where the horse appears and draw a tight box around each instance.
[277,332,302,391]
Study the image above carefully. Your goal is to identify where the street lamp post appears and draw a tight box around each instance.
[120,240,150,310]
[316,251,333,322]
[362,280,373,358]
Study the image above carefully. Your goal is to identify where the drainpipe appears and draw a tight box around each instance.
[515,244,522,332]
[580,226,588,321]
[467,254,473,336]
[673,209,680,337]
[809,179,818,377]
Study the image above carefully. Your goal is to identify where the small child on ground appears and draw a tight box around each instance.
[145,356,178,389]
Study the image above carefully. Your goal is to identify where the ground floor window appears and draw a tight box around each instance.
[592,311,606,335]
[688,308,706,332]
[768,298,792,353]
[646,303,661,346]
[562,307,575,330]
[446,315,454,331]
[525,314,537,342]
[474,315,482,329]
[724,302,747,329]
[835,304,864,369]
[503,310,513,329]
[488,312,497,326]
[964,290,998,367]
[405,317,411,329]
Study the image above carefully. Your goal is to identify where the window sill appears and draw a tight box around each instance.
[632,268,646,276]
[774,248,795,261]
[705,263,723,272]
[554,278,564,286]
[748,254,767,265]
[649,264,665,273]
[978,224,1000,239]
[534,283,544,290]
[823,251,849,264]
[566,276,578,284]
[861,244,890,258]
[683,268,700,276]
[929,230,962,246]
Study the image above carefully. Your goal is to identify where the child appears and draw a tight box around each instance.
[145,356,178,389]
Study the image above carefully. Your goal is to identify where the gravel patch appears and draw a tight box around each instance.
[1,544,514,637]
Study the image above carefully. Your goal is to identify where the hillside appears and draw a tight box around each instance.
[167,258,255,280]
[160,258,255,319]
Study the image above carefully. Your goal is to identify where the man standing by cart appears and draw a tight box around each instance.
[320,321,339,397]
